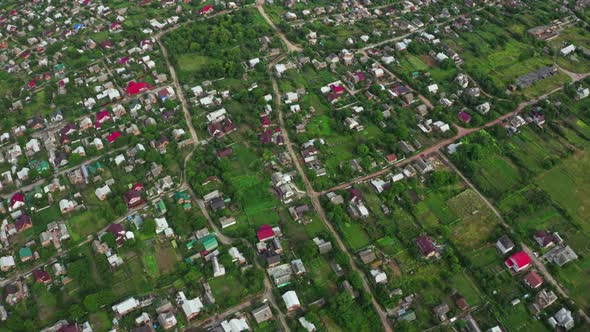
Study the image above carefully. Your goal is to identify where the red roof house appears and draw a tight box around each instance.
[10,193,25,210]
[257,224,275,242]
[261,115,271,128]
[14,214,32,233]
[386,154,398,163]
[123,189,142,207]
[28,80,36,89]
[199,5,214,15]
[106,223,126,246]
[107,131,121,143]
[330,84,345,94]
[125,81,152,96]
[523,271,543,289]
[505,251,531,272]
[33,269,52,284]
[458,111,471,124]
[534,231,560,249]
[416,235,437,258]
[132,183,144,192]
[96,110,111,124]
[217,147,233,158]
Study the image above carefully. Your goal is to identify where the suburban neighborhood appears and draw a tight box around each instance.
[0,0,589,331]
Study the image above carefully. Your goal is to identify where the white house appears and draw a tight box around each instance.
[112,297,140,316]
[282,291,301,311]
[560,44,576,56]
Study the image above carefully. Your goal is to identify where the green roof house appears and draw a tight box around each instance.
[154,199,167,215]
[201,234,218,252]
[19,247,33,262]
[174,191,190,203]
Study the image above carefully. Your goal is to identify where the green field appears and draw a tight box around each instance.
[447,190,500,251]
[535,151,590,228]
[470,155,522,199]
[67,210,109,241]
[177,54,215,72]
[340,222,371,250]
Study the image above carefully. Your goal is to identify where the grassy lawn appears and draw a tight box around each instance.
[447,190,500,251]
[67,210,109,241]
[497,302,548,331]
[340,222,371,250]
[470,155,521,200]
[554,256,590,312]
[89,311,111,331]
[142,253,159,276]
[177,54,215,72]
[209,274,248,304]
[465,246,499,269]
[535,151,590,229]
[155,243,180,274]
[450,271,483,306]
[37,288,58,321]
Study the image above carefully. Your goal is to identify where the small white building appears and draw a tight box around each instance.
[282,291,301,311]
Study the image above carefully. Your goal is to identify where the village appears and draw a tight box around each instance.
[0,0,589,332]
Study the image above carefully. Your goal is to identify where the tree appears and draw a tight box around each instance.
[102,232,117,249]
[142,218,156,235]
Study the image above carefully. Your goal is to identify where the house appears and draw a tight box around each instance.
[288,205,311,223]
[178,292,203,320]
[108,252,124,268]
[416,235,437,258]
[530,288,557,314]
[157,312,177,330]
[505,251,531,272]
[106,223,126,246]
[458,111,471,124]
[95,185,112,201]
[199,4,214,15]
[544,245,578,266]
[523,270,543,289]
[433,303,450,321]
[220,318,249,332]
[370,269,387,284]
[575,86,589,100]
[298,317,316,332]
[560,44,576,56]
[252,304,273,324]
[282,291,301,311]
[456,297,470,311]
[257,224,275,241]
[124,189,142,207]
[0,256,16,271]
[9,192,25,211]
[59,199,77,213]
[548,308,574,330]
[464,315,482,332]
[359,249,376,264]
[291,259,306,275]
[33,269,52,284]
[112,297,140,317]
[534,231,561,249]
[496,235,515,254]
[19,247,33,262]
[14,214,33,233]
[313,237,333,254]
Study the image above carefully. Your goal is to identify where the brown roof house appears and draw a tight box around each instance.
[416,235,438,259]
